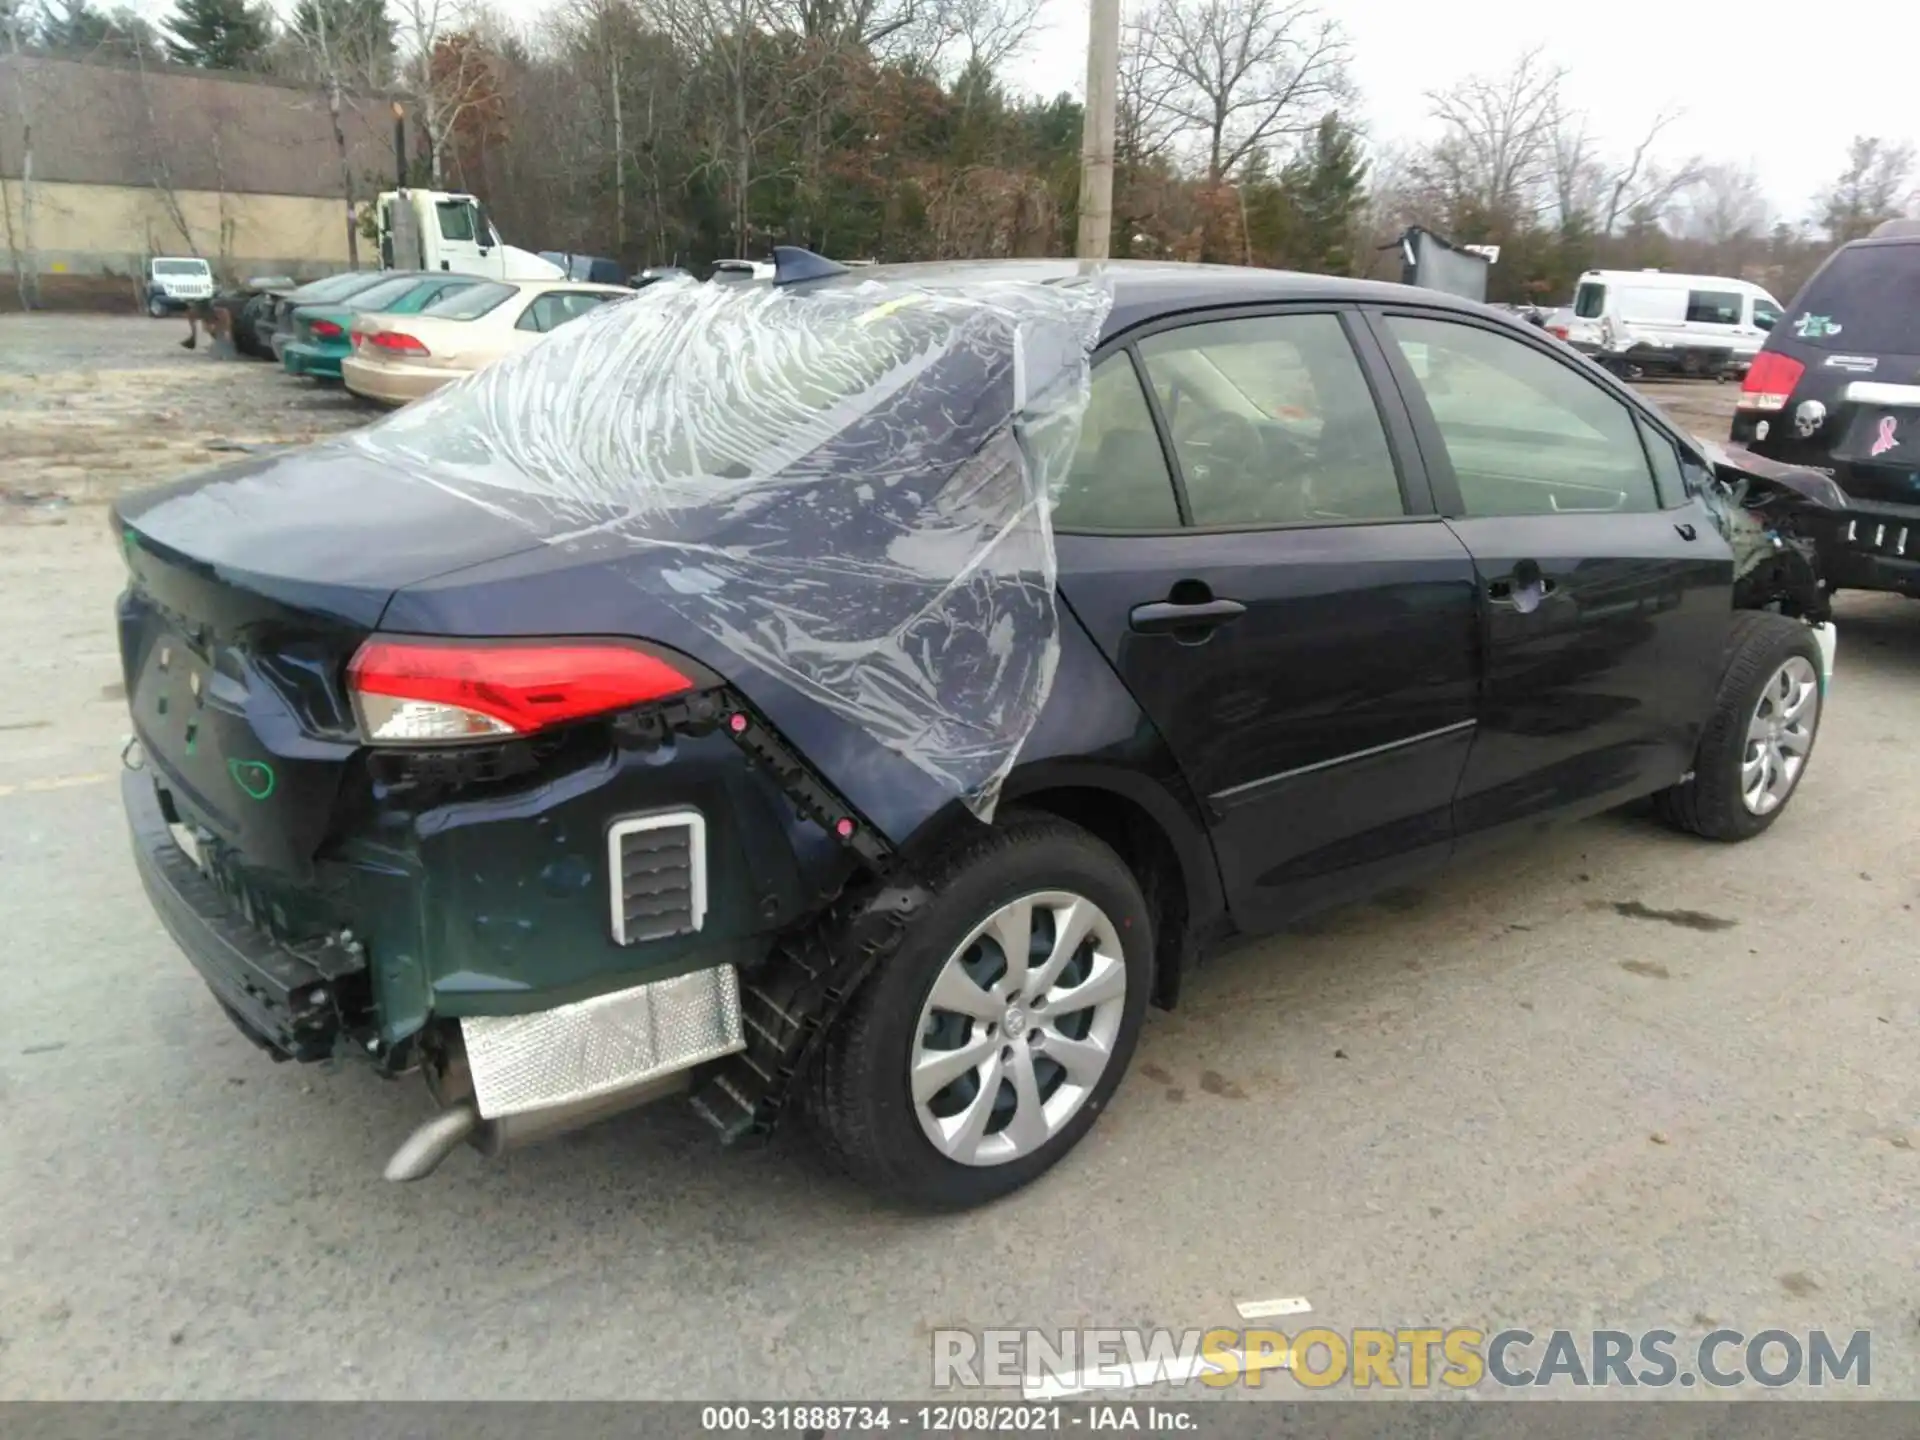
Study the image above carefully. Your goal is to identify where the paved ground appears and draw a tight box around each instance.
[1,318,1915,1401]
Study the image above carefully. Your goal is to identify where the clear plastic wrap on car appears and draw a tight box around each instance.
[344,271,1112,818]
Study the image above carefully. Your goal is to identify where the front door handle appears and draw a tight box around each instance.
[1129,597,1247,636]
[1487,559,1557,614]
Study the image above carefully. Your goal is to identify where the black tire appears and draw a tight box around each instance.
[807,813,1153,1209]
[1654,611,1824,840]
[147,296,167,318]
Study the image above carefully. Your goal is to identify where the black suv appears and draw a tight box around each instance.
[119,258,1844,1208]
[1732,227,1920,597]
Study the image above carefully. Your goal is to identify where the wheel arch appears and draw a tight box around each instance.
[998,764,1226,1010]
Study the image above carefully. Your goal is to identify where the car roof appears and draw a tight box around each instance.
[1832,232,1920,253]
[1578,269,1761,290]
[501,278,635,295]
[803,259,1507,339]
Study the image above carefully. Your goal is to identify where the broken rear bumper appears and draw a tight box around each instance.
[124,768,363,1061]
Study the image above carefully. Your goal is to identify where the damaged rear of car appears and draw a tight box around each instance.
[116,267,1114,1196]
[117,260,1848,1210]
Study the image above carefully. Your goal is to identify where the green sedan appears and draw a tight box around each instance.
[282,273,482,380]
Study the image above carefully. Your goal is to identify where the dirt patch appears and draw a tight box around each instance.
[0,316,372,506]
[1634,378,1740,440]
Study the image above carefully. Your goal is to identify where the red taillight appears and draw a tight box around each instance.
[347,639,695,744]
[1548,324,1570,339]
[310,318,344,339]
[369,330,430,358]
[1739,351,1805,412]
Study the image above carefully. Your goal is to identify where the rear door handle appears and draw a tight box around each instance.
[1129,598,1247,635]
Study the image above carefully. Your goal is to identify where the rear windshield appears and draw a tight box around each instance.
[1789,243,1920,352]
[1574,283,1605,318]
[421,281,515,320]
[288,271,387,305]
[345,276,431,311]
[152,258,209,276]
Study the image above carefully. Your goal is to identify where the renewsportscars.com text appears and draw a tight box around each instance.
[933,1326,1872,1391]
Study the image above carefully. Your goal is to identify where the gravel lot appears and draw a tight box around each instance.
[0,314,369,507]
[1,317,1915,1402]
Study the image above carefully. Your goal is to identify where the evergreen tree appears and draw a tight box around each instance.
[1276,111,1370,275]
[164,0,272,70]
[31,0,164,61]
[290,0,395,83]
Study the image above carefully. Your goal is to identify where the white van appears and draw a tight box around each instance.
[1552,270,1784,377]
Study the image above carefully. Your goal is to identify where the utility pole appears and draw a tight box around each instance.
[1075,0,1119,259]
[393,102,410,190]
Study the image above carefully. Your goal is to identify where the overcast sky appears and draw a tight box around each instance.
[1002,0,1919,226]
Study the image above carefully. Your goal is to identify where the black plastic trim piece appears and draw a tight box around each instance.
[689,877,930,1143]
[124,770,367,1062]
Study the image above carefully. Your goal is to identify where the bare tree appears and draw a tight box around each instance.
[770,0,943,54]
[394,0,500,184]
[930,0,1040,78]
[1115,15,1178,166]
[670,0,796,257]
[1414,47,1564,227]
[278,0,391,266]
[2,2,40,307]
[1597,107,1701,237]
[1135,0,1349,182]
[546,0,688,263]
[123,48,204,257]
[1818,135,1915,242]
[1547,110,1606,236]
[1677,162,1769,247]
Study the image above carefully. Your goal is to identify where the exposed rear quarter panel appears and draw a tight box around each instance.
[382,541,958,847]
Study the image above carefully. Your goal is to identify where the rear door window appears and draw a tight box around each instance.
[1788,244,1920,352]
[1138,313,1405,527]
[1574,283,1606,319]
[422,281,515,320]
[290,272,385,305]
[515,291,618,333]
[1685,290,1743,324]
[346,276,424,311]
[1053,356,1181,530]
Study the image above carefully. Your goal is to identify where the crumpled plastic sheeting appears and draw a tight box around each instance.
[347,272,1113,818]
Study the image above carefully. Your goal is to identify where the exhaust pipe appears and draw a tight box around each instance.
[382,1071,689,1182]
[383,1103,479,1182]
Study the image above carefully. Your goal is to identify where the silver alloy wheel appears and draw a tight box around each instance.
[909,891,1127,1167]
[1742,655,1819,816]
